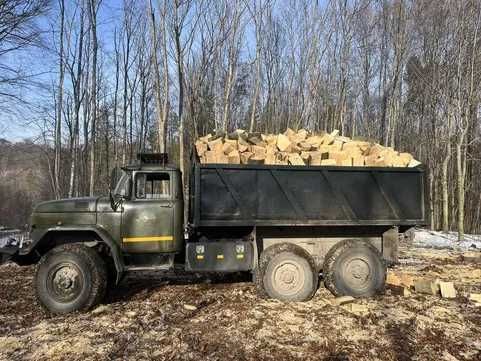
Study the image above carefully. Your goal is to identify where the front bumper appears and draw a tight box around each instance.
[0,230,31,266]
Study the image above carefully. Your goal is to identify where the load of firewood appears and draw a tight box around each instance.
[195,128,421,167]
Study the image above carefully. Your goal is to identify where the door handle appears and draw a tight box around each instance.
[160,203,173,208]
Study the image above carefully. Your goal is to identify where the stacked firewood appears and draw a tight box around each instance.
[195,128,421,167]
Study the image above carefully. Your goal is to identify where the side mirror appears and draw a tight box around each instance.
[109,167,128,211]
[110,188,127,212]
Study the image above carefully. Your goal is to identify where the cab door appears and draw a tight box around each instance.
[121,171,176,253]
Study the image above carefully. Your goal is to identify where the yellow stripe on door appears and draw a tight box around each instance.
[122,236,173,243]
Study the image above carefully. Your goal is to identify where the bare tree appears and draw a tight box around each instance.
[148,0,168,152]
[245,0,267,133]
[221,1,244,131]
[88,0,101,196]
[54,0,65,199]
[455,2,480,241]
[65,1,86,198]
[0,0,49,105]
[120,0,135,164]
[112,27,121,167]
[169,0,198,182]
[441,110,453,232]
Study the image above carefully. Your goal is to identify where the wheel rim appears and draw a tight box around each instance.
[341,257,372,290]
[271,260,305,296]
[46,262,84,303]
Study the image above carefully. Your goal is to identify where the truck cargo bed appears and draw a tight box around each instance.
[190,163,426,228]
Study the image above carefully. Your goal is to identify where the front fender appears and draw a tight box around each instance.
[25,225,124,283]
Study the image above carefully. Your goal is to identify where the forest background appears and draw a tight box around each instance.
[1,0,480,240]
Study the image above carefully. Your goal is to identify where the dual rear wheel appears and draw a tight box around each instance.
[255,240,386,301]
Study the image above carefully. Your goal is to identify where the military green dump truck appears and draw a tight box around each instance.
[0,153,426,314]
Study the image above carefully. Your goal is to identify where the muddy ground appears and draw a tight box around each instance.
[1,245,481,361]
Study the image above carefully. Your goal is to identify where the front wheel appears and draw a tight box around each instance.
[323,239,386,297]
[35,244,107,314]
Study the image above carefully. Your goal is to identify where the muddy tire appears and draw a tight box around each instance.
[35,244,107,314]
[323,239,386,298]
[255,243,318,302]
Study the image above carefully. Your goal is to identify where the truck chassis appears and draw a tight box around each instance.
[0,155,426,313]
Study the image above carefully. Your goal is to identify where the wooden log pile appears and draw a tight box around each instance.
[195,128,421,167]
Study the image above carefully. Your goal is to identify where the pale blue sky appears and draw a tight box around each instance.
[0,0,287,142]
[0,0,131,141]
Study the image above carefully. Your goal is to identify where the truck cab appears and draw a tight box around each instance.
[111,165,184,262]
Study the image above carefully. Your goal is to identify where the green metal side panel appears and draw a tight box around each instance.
[32,212,96,226]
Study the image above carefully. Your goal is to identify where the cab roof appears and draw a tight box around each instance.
[122,164,179,172]
[121,153,179,172]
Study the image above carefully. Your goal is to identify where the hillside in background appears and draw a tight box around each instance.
[0,139,53,228]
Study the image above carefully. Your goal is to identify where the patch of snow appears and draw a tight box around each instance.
[413,228,481,251]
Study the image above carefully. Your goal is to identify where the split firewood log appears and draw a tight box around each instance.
[196,128,420,168]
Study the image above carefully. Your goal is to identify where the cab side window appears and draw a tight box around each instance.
[136,173,170,199]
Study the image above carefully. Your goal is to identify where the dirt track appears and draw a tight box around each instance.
[1,246,481,361]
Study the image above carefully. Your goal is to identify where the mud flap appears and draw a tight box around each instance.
[382,227,399,266]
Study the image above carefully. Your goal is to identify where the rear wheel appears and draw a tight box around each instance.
[323,239,386,297]
[35,244,107,314]
[255,243,318,302]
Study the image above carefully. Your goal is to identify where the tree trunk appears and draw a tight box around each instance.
[148,0,166,153]
[222,59,235,132]
[54,0,65,199]
[429,170,435,231]
[121,16,131,165]
[456,128,468,241]
[441,113,452,232]
[174,22,184,183]
[441,145,451,232]
[113,28,120,167]
[68,5,85,198]
[160,0,169,153]
[249,47,261,133]
[88,0,99,196]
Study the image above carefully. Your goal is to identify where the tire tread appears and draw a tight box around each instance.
[35,243,108,314]
[255,243,318,301]
[323,239,386,297]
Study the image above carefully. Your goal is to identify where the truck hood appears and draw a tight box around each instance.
[34,197,99,213]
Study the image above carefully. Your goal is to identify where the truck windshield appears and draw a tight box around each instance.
[113,171,130,197]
